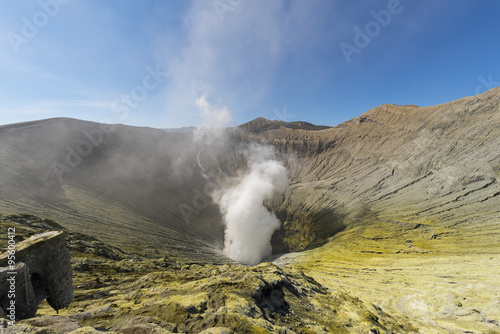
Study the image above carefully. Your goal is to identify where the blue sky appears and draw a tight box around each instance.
[1,0,499,128]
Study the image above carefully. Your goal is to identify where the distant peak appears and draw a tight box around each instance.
[239,117,331,133]
[239,118,280,133]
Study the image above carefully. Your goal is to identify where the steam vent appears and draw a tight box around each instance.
[0,88,499,332]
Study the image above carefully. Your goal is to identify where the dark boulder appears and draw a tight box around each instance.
[0,231,74,320]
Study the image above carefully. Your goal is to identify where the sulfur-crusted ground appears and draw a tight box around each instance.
[1,214,421,334]
[2,213,499,333]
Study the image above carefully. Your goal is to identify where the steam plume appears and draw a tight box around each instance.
[215,144,288,265]
[194,95,233,128]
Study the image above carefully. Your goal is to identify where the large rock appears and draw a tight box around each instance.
[0,231,74,320]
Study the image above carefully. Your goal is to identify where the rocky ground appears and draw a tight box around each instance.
[1,214,420,333]
[1,214,499,333]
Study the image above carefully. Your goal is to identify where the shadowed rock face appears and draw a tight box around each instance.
[0,231,74,319]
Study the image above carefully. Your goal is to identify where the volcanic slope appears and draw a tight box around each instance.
[0,89,500,258]
[0,119,245,262]
[255,87,500,333]
[0,89,499,332]
[256,87,500,253]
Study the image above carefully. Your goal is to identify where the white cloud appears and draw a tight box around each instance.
[0,108,53,115]
[0,98,111,119]
[41,99,111,109]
